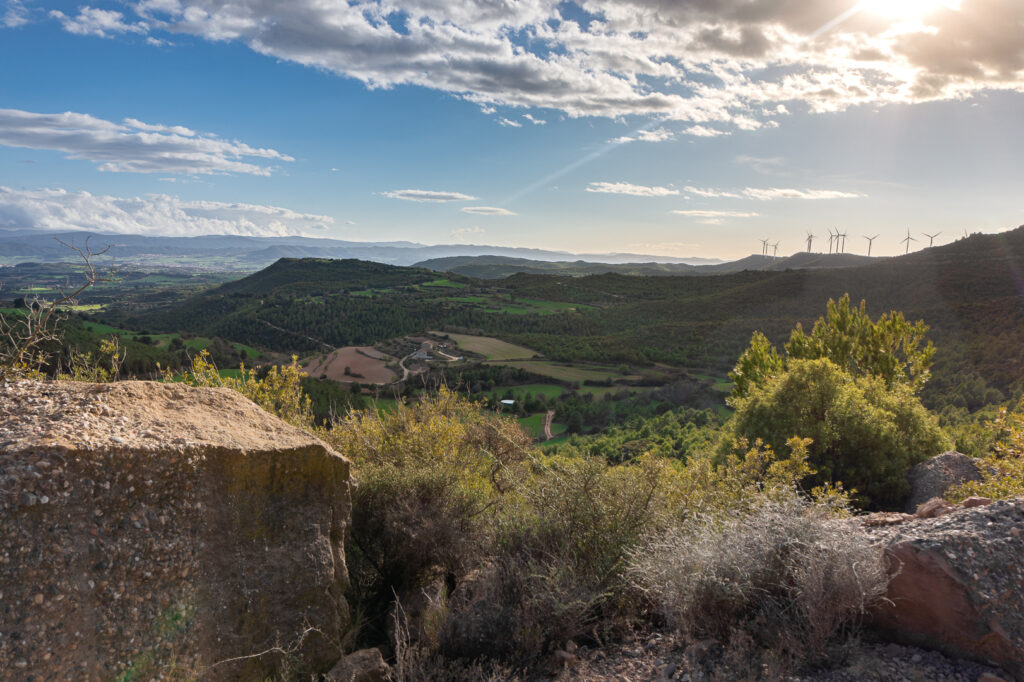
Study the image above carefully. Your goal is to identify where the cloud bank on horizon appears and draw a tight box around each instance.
[0,186,334,237]
[37,0,1024,131]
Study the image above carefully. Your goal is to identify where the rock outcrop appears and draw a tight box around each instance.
[905,451,983,513]
[864,497,1024,679]
[0,380,352,680]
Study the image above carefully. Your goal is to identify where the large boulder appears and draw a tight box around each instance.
[864,497,1024,679]
[0,380,352,680]
[904,451,983,513]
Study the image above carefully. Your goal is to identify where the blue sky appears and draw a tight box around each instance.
[1,0,1022,259]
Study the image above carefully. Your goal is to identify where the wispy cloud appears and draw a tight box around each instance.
[672,210,759,218]
[49,7,148,37]
[684,186,741,199]
[522,113,546,125]
[684,186,863,200]
[742,187,863,200]
[2,0,29,27]
[0,186,333,237]
[587,182,679,197]
[683,125,728,137]
[382,189,477,202]
[497,118,522,128]
[0,108,292,176]
[451,226,485,241]
[610,127,675,144]
[461,206,516,216]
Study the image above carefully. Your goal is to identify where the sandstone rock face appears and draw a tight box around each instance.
[905,451,982,513]
[0,380,352,680]
[865,497,1024,679]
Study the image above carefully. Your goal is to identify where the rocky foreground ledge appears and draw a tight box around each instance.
[0,380,353,681]
[861,496,1024,679]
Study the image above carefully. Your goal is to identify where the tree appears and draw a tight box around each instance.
[730,293,935,403]
[727,358,949,508]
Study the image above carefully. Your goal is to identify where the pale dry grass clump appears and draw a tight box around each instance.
[627,493,889,669]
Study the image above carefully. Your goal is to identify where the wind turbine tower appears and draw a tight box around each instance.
[827,229,835,254]
[864,234,879,257]
[772,242,780,259]
[760,238,769,256]
[806,231,815,252]
[901,229,917,255]
[923,232,941,248]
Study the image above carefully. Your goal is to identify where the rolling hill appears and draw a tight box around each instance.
[111,227,1024,413]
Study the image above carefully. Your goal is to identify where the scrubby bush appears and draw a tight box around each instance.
[627,492,888,673]
[727,358,949,508]
[163,349,314,427]
[323,388,532,645]
[947,408,1024,502]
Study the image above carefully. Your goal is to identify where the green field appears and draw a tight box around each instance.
[487,383,565,401]
[80,322,260,360]
[491,359,640,384]
[693,373,734,392]
[421,278,466,289]
[437,332,538,361]
[517,413,568,440]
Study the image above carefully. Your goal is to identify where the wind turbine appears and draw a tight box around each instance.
[827,229,835,254]
[901,229,917,255]
[834,228,847,254]
[806,231,815,252]
[772,241,780,259]
[760,238,769,256]
[864,234,879,257]
[922,231,941,248]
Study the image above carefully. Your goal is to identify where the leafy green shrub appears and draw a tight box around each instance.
[947,408,1024,502]
[162,349,313,427]
[727,358,949,508]
[323,388,531,645]
[627,493,888,673]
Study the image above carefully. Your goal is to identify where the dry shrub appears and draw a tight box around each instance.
[439,454,678,662]
[324,388,531,646]
[627,493,888,671]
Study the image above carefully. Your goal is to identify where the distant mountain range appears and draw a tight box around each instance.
[414,252,877,278]
[0,229,722,269]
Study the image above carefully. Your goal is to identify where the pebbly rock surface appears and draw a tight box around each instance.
[905,451,983,513]
[0,379,352,681]
[862,497,1024,679]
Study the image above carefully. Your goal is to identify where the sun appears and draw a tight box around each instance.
[857,0,960,20]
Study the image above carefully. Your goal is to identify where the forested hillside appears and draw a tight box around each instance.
[111,227,1024,412]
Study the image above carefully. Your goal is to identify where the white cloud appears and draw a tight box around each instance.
[498,118,523,128]
[109,0,1024,129]
[742,187,863,200]
[0,108,292,176]
[2,0,29,27]
[0,186,333,237]
[49,7,148,37]
[684,185,862,200]
[672,209,759,218]
[683,125,728,137]
[382,189,477,202]
[451,226,485,241]
[611,127,675,144]
[684,186,741,198]
[461,206,517,216]
[587,182,679,197]
[522,113,546,125]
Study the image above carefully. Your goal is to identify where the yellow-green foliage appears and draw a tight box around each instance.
[60,336,125,383]
[324,388,532,618]
[163,350,313,428]
[947,408,1024,502]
